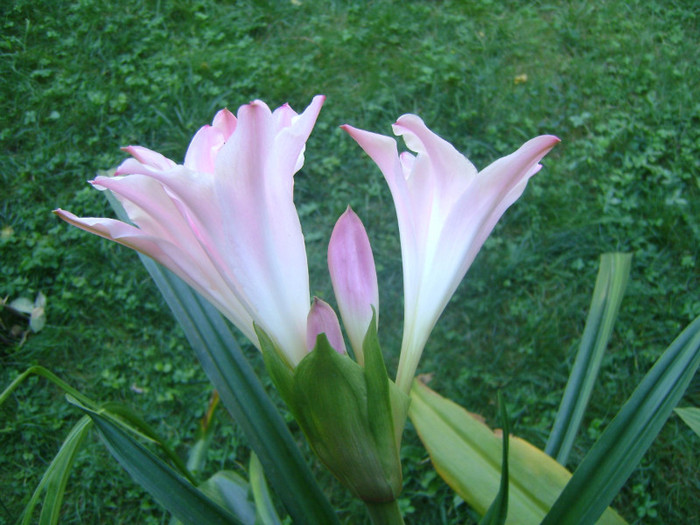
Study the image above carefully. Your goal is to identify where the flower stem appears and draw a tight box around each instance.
[365,499,405,525]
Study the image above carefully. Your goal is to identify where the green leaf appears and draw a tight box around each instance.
[546,253,631,465]
[198,471,257,525]
[674,406,700,437]
[108,194,338,524]
[73,399,242,525]
[20,416,93,525]
[362,311,406,496]
[542,315,700,525]
[170,471,256,525]
[249,453,283,525]
[256,324,295,407]
[102,401,196,484]
[0,365,96,410]
[479,391,509,525]
[185,394,219,479]
[409,380,626,525]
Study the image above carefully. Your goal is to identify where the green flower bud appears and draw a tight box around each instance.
[256,316,409,503]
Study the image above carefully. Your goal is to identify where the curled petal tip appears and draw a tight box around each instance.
[393,113,420,126]
[526,134,561,157]
[541,134,561,145]
[310,94,326,106]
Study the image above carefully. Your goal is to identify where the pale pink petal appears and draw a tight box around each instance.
[53,208,256,344]
[393,114,477,188]
[114,158,161,176]
[342,123,423,349]
[121,146,176,170]
[341,125,400,181]
[90,173,187,242]
[184,125,225,172]
[272,102,296,129]
[306,297,346,354]
[212,108,237,138]
[328,207,378,365]
[274,95,325,174]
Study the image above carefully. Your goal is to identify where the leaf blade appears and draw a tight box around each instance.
[478,391,509,525]
[674,406,700,437]
[20,416,93,525]
[545,253,632,464]
[249,453,283,525]
[409,380,625,525]
[198,471,257,525]
[542,315,700,525]
[75,402,241,525]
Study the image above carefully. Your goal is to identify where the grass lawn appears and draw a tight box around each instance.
[1,0,698,523]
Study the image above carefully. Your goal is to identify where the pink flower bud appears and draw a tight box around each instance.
[328,207,378,366]
[306,297,346,354]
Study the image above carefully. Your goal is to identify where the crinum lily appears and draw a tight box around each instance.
[55,98,404,518]
[344,116,559,393]
[56,96,325,367]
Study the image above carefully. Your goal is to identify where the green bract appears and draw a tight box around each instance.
[257,318,408,504]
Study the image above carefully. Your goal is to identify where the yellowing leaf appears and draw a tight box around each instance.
[409,380,626,525]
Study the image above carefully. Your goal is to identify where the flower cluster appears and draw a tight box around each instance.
[56,96,557,503]
[56,97,557,382]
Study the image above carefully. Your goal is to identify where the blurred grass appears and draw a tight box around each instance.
[1,0,698,523]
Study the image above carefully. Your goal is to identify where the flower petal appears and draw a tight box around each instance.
[306,297,346,354]
[53,208,256,344]
[120,145,176,171]
[328,207,378,365]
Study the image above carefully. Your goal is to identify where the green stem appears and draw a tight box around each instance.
[365,499,405,525]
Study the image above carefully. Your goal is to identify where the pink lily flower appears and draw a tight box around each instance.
[55,96,325,366]
[343,116,559,393]
[327,207,379,366]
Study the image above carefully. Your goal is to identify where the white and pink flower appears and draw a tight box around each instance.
[344,116,559,392]
[56,96,325,366]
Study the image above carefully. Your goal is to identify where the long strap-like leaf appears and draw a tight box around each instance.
[408,380,625,525]
[20,416,93,525]
[478,391,509,525]
[107,195,338,524]
[73,401,241,525]
[545,253,631,465]
[143,260,337,524]
[541,314,700,525]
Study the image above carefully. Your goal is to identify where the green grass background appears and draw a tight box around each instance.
[1,0,698,523]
